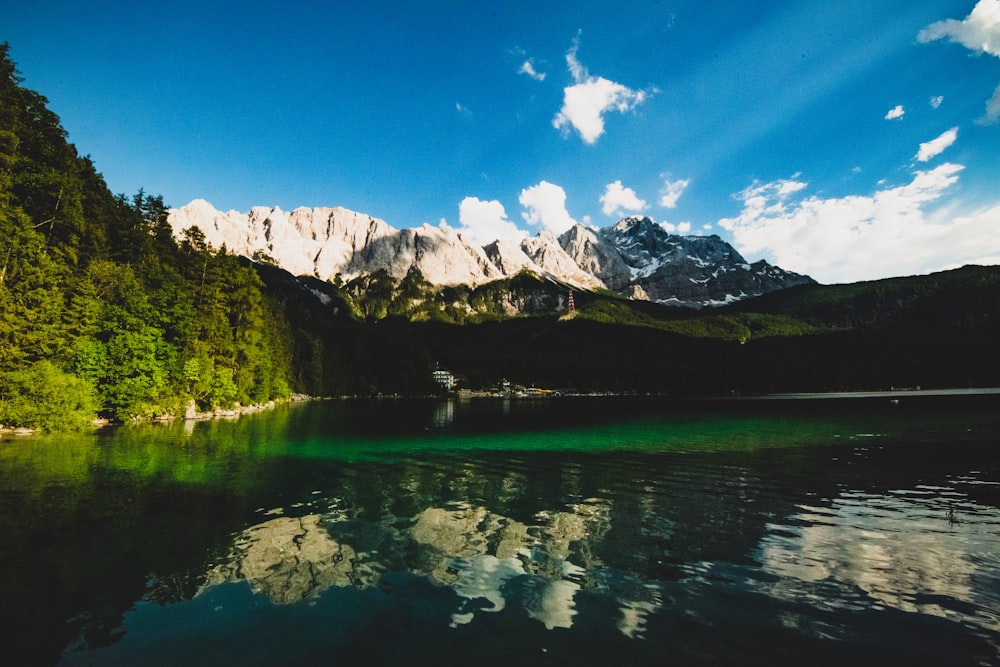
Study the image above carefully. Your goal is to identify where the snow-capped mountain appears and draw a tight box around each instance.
[587,217,814,306]
[168,201,813,307]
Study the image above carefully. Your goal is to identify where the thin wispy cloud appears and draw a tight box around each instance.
[518,59,546,82]
[519,181,578,234]
[930,95,944,109]
[553,39,648,144]
[916,127,958,162]
[984,84,1000,123]
[885,105,905,120]
[600,180,648,217]
[659,176,690,208]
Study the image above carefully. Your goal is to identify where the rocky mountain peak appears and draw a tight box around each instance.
[169,201,814,309]
[604,216,674,259]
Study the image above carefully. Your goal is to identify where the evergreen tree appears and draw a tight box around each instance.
[0,44,306,428]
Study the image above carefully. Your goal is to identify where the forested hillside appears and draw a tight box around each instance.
[0,45,437,430]
[0,44,293,428]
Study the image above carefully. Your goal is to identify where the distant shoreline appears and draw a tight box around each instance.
[713,387,1000,400]
[439,387,1000,401]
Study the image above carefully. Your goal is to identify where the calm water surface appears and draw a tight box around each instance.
[1,396,998,666]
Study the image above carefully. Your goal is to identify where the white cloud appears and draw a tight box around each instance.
[661,221,692,234]
[600,180,648,217]
[518,59,546,82]
[918,0,1000,57]
[981,83,1000,123]
[885,104,905,120]
[930,95,944,109]
[519,181,578,234]
[916,127,958,162]
[716,163,1000,283]
[457,197,526,245]
[552,41,648,144]
[658,176,691,208]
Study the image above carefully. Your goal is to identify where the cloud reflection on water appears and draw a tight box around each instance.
[757,486,1000,635]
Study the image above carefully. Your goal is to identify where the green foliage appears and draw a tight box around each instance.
[0,360,99,430]
[576,299,819,342]
[0,45,309,428]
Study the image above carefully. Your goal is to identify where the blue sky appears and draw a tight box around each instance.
[3,0,999,283]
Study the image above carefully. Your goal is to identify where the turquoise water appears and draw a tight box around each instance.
[1,395,999,665]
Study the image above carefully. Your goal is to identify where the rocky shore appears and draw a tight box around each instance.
[157,393,318,423]
[1,394,319,436]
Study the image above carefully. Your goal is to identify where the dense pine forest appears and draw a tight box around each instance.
[0,43,297,429]
[3,42,999,432]
[0,44,438,430]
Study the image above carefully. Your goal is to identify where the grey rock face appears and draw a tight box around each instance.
[169,202,813,308]
[557,224,633,290]
[584,217,814,307]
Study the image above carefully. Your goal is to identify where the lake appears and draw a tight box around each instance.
[2,395,999,666]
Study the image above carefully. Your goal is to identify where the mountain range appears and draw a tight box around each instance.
[168,200,814,308]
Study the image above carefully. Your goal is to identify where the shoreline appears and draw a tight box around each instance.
[448,386,1000,401]
[711,387,1000,401]
[1,393,321,436]
[6,387,1000,436]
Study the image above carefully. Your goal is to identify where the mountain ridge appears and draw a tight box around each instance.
[168,200,813,308]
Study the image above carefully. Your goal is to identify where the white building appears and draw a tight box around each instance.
[432,368,455,390]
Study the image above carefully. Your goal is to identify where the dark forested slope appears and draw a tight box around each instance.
[0,44,434,429]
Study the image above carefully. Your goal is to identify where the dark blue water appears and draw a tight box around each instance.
[1,395,998,665]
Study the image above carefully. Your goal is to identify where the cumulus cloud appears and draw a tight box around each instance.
[519,59,546,82]
[930,95,944,109]
[600,180,648,217]
[519,181,578,234]
[885,105,905,120]
[457,197,526,245]
[659,176,690,208]
[661,221,692,234]
[552,41,648,144]
[916,127,958,162]
[918,0,1000,57]
[716,162,1000,283]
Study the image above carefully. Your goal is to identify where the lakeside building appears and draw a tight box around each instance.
[432,368,455,391]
